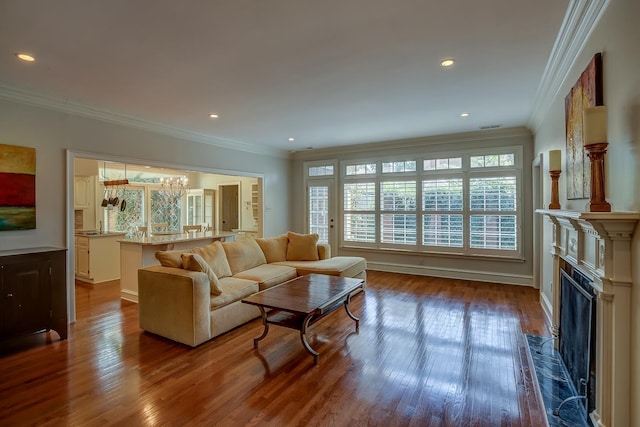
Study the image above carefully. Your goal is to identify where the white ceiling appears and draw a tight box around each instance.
[0,0,569,154]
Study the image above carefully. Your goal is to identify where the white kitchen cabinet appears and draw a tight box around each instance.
[74,176,93,209]
[251,183,259,222]
[75,236,90,278]
[74,232,126,283]
[186,189,215,227]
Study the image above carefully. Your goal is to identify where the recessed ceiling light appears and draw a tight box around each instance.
[460,112,470,117]
[16,52,35,62]
[288,137,295,142]
[440,58,455,68]
[209,113,219,119]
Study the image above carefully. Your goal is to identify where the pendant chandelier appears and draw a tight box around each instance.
[160,176,189,201]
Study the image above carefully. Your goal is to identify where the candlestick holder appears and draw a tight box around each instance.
[548,170,561,209]
[585,142,611,212]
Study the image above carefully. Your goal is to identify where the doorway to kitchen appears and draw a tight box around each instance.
[68,151,263,322]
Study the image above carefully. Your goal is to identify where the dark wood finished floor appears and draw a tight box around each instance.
[0,271,549,426]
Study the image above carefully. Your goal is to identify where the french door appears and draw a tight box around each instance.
[307,179,337,251]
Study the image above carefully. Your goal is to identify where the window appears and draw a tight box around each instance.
[345,163,376,176]
[380,180,416,244]
[308,165,334,177]
[424,157,462,171]
[422,178,463,247]
[105,186,145,233]
[469,176,517,250]
[343,182,376,243]
[340,148,522,258]
[382,161,416,173]
[470,154,514,168]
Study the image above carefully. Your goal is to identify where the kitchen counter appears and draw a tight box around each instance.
[76,231,127,238]
[118,231,236,246]
[118,231,236,302]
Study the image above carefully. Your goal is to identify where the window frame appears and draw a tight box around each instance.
[337,147,523,259]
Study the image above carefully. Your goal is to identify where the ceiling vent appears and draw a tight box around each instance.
[479,124,502,130]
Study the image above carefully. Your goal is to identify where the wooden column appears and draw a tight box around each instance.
[585,142,611,212]
[548,170,561,209]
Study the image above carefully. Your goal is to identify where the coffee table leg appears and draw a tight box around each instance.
[300,313,320,365]
[253,306,270,348]
[344,292,360,332]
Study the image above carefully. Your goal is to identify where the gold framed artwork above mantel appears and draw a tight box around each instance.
[564,53,603,200]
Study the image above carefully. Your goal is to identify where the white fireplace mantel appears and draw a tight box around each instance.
[536,209,639,427]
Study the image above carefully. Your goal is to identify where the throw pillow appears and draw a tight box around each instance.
[182,253,223,295]
[222,239,267,275]
[155,249,190,268]
[191,241,232,278]
[286,231,319,261]
[255,234,288,263]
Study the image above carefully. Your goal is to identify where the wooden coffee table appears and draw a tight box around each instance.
[241,273,365,365]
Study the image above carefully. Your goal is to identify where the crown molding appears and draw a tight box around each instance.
[528,0,610,133]
[0,81,288,158]
[291,126,532,160]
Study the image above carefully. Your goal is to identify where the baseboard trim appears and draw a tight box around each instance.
[120,290,139,303]
[540,291,553,325]
[366,261,533,286]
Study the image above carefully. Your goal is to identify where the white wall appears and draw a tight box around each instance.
[292,127,535,285]
[0,99,291,252]
[533,0,640,423]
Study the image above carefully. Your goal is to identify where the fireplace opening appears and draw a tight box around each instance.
[559,263,597,418]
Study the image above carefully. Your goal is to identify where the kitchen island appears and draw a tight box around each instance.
[75,231,127,283]
[118,231,236,302]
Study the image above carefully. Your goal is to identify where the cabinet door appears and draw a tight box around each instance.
[186,191,203,225]
[0,260,51,336]
[75,238,90,278]
[74,176,92,209]
[203,189,215,228]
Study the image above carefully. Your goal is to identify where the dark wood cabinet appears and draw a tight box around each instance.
[0,247,67,342]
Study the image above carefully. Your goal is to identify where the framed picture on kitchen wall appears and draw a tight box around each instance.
[0,143,36,230]
[565,53,603,200]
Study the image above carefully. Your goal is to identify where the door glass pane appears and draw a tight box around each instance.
[309,185,329,244]
[150,189,181,232]
[187,193,203,225]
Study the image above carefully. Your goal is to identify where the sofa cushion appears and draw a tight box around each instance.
[255,234,288,263]
[191,241,232,278]
[210,277,259,310]
[222,239,267,275]
[286,231,319,261]
[274,256,366,278]
[155,249,191,268]
[181,253,223,295]
[234,264,298,290]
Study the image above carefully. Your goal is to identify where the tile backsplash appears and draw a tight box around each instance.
[74,210,83,230]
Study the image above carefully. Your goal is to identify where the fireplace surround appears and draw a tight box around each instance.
[537,209,639,427]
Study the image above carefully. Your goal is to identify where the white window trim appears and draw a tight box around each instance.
[335,146,523,260]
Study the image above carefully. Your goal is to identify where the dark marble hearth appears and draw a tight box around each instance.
[525,334,589,426]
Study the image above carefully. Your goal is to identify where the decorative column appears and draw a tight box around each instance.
[548,150,562,209]
[583,106,611,212]
[584,143,611,212]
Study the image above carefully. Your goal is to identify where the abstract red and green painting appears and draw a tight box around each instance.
[0,143,36,230]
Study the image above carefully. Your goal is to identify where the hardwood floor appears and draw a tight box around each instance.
[0,271,549,426]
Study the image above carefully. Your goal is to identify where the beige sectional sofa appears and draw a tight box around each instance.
[138,232,366,347]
